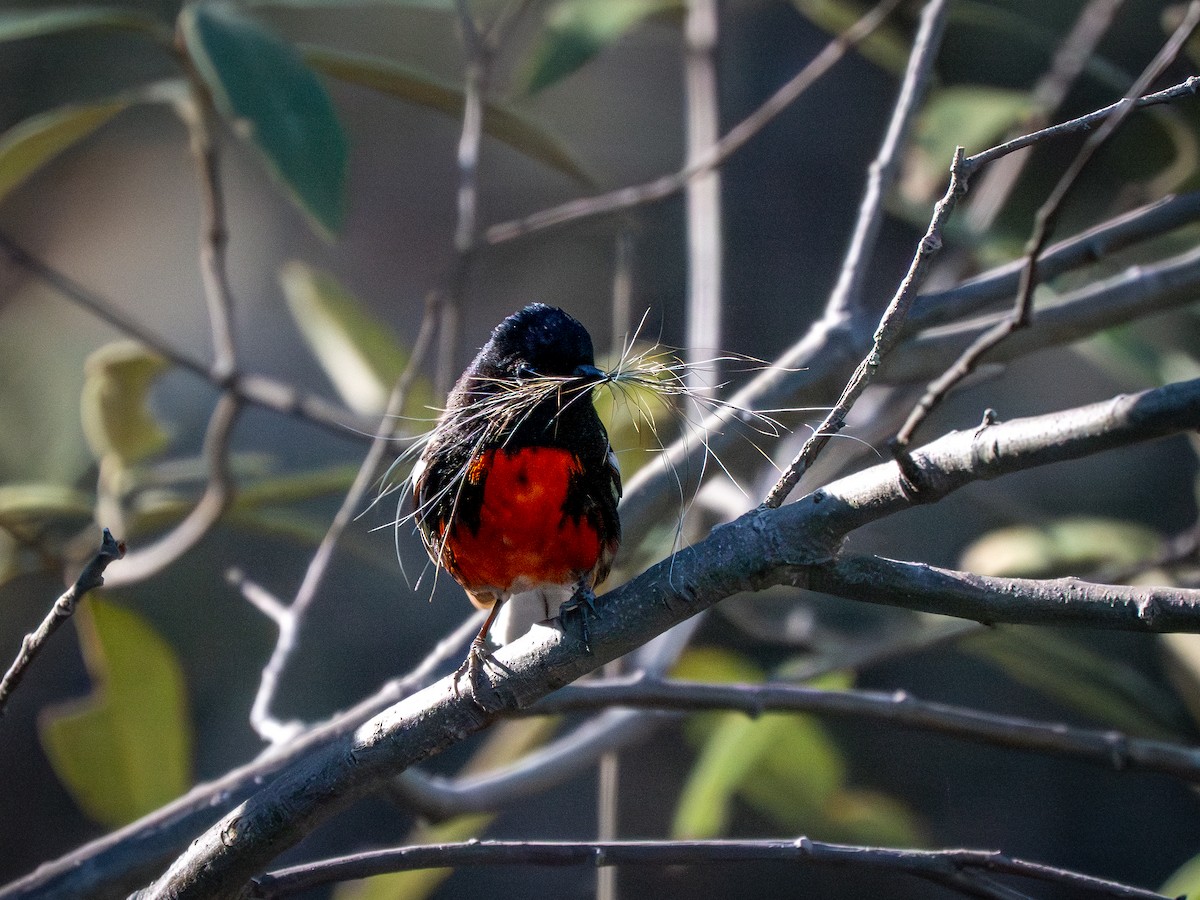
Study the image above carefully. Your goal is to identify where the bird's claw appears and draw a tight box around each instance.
[451,637,493,702]
[560,584,599,653]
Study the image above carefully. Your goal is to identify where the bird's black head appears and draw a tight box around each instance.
[470,304,600,382]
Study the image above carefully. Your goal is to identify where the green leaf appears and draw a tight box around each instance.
[822,788,924,846]
[0,101,128,206]
[789,0,913,74]
[180,3,348,236]
[901,85,1033,205]
[0,7,169,43]
[248,0,453,8]
[965,627,1186,739]
[81,341,169,468]
[0,483,94,536]
[1160,848,1200,898]
[959,517,1162,579]
[279,261,432,417]
[302,45,593,185]
[672,645,764,683]
[522,0,682,95]
[39,598,193,827]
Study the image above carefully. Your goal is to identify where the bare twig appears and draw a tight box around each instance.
[962,0,1126,234]
[245,309,440,743]
[534,675,1200,782]
[0,529,125,718]
[961,76,1200,179]
[179,74,238,381]
[762,0,951,508]
[102,392,240,588]
[825,0,949,325]
[887,242,1200,384]
[911,190,1200,331]
[433,0,489,395]
[893,1,1200,457]
[253,838,1166,900]
[484,0,903,245]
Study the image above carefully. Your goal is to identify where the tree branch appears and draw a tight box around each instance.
[0,529,125,718]
[536,674,1200,782]
[251,838,1168,900]
[246,306,440,743]
[808,555,1200,632]
[102,391,240,588]
[484,0,903,245]
[763,0,951,508]
[893,1,1200,455]
[825,0,948,325]
[133,377,1200,898]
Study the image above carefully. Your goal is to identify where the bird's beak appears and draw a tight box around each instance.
[572,364,606,383]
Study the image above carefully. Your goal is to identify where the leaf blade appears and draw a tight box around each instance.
[39,599,193,827]
[0,101,128,206]
[303,45,593,185]
[181,3,348,235]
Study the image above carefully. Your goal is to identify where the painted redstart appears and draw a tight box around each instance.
[411,304,622,675]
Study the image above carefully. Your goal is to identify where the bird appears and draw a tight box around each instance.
[410,304,622,677]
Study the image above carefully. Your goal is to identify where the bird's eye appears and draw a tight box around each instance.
[517,364,538,381]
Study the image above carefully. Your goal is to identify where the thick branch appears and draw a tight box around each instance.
[807,555,1200,632]
[134,377,1200,899]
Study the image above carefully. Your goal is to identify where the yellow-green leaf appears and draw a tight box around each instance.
[966,626,1185,739]
[1160,848,1200,898]
[181,3,348,236]
[302,45,593,185]
[959,517,1162,579]
[280,261,432,417]
[336,716,559,900]
[672,645,763,683]
[823,788,925,846]
[0,7,168,43]
[81,341,169,467]
[0,482,94,535]
[522,0,682,95]
[789,0,913,74]
[39,598,193,827]
[901,85,1033,205]
[0,101,128,205]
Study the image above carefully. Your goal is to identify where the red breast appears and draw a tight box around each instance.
[439,446,603,606]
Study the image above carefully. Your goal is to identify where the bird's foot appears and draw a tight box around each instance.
[559,583,600,653]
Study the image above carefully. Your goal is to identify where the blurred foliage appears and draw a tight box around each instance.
[81,341,170,470]
[671,647,924,845]
[303,45,593,185]
[280,261,433,418]
[334,716,561,900]
[38,597,193,828]
[180,2,348,236]
[0,100,129,206]
[959,516,1162,579]
[521,0,682,95]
